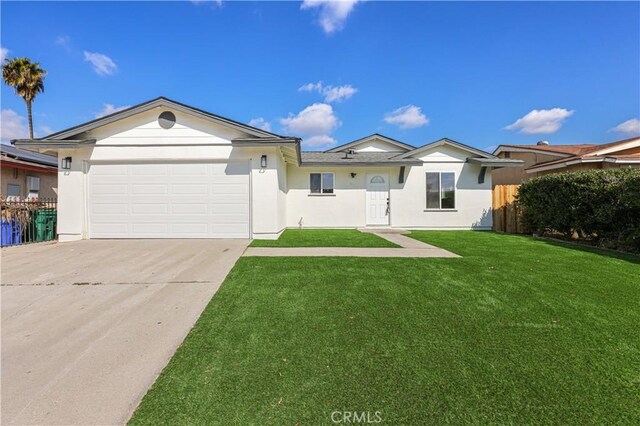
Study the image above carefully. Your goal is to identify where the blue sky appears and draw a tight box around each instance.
[1,1,639,151]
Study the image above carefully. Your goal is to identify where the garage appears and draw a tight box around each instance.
[88,161,250,238]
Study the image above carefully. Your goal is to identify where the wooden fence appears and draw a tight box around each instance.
[492,184,523,233]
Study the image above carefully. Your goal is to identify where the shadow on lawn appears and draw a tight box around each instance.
[534,236,640,265]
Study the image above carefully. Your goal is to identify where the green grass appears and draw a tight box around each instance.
[130,231,639,425]
[249,228,399,248]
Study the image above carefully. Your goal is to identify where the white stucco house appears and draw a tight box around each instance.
[14,97,521,241]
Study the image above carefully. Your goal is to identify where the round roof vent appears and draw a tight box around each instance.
[537,140,550,146]
[158,111,176,129]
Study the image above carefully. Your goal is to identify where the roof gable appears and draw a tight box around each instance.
[394,138,495,160]
[43,97,283,141]
[325,133,414,153]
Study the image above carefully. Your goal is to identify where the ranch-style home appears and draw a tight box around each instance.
[14,97,521,241]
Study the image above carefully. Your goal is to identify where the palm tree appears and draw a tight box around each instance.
[2,57,46,139]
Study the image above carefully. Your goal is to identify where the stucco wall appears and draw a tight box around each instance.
[57,106,286,240]
[287,145,493,230]
[55,105,493,239]
[287,166,398,228]
[1,165,57,199]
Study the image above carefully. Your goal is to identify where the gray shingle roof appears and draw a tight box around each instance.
[300,151,422,166]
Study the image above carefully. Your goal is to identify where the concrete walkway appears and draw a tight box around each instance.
[1,239,248,426]
[243,231,459,258]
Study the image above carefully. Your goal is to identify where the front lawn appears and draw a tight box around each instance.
[250,228,399,248]
[131,231,639,425]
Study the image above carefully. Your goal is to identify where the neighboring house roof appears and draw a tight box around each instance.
[0,155,58,174]
[0,144,57,167]
[300,151,423,167]
[524,137,640,173]
[325,133,415,153]
[494,144,595,157]
[40,96,288,140]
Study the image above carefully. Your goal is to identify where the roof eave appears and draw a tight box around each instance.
[467,158,524,168]
[299,161,422,167]
[43,97,282,140]
[394,138,496,160]
[13,139,97,153]
[325,133,415,153]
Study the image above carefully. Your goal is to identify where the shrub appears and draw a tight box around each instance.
[517,168,640,252]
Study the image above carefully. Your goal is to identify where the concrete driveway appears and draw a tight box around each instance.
[1,239,248,425]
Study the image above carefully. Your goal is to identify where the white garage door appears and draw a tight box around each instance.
[88,162,250,238]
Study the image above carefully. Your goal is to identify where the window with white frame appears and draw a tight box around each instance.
[310,172,334,194]
[426,172,456,209]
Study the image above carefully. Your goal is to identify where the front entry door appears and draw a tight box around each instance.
[366,173,390,226]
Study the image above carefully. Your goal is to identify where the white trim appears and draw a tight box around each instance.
[526,156,640,173]
[425,171,456,210]
[586,139,640,156]
[398,138,495,160]
[309,172,335,194]
[326,134,413,153]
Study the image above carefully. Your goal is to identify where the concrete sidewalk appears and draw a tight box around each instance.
[243,232,459,258]
[370,231,445,249]
[243,247,459,257]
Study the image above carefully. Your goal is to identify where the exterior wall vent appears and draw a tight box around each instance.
[158,111,176,129]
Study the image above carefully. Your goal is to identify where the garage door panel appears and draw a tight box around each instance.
[171,203,208,214]
[131,184,168,195]
[92,184,129,195]
[170,184,208,195]
[131,164,169,175]
[130,204,169,215]
[131,223,170,235]
[89,162,250,238]
[171,164,208,175]
[213,183,249,195]
[170,223,209,234]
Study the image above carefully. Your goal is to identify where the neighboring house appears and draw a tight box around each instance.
[492,137,640,186]
[1,144,58,199]
[14,97,520,241]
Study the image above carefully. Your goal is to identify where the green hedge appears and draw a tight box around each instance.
[517,168,640,252]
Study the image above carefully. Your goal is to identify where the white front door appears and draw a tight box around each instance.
[366,173,389,226]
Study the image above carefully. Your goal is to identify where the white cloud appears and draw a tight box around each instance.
[384,105,429,129]
[304,134,337,147]
[299,81,357,103]
[505,108,574,135]
[301,0,360,34]
[1,46,8,62]
[95,103,130,118]
[280,103,340,149]
[609,118,640,135]
[191,0,223,6]
[39,125,54,136]
[0,109,29,143]
[281,103,340,135]
[83,51,117,76]
[248,117,272,132]
[55,35,71,48]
